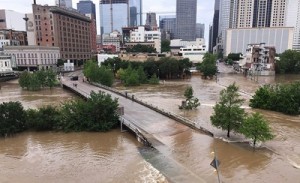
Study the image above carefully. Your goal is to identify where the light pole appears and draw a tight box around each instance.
[114,63,116,76]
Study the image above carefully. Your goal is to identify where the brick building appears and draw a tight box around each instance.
[32,2,92,64]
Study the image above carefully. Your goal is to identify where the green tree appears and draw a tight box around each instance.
[198,53,217,79]
[59,91,119,132]
[26,106,61,131]
[137,66,148,84]
[181,87,200,110]
[210,83,246,137]
[19,71,31,89]
[240,112,274,149]
[148,73,159,84]
[277,49,300,74]
[161,40,171,52]
[0,101,26,137]
[126,44,156,53]
[227,53,242,61]
[28,74,42,91]
[45,70,57,89]
[83,61,114,87]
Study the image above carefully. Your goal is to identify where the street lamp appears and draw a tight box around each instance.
[113,63,116,76]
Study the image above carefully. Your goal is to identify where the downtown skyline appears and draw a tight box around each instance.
[0,0,214,44]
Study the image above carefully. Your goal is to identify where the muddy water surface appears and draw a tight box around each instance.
[0,80,167,183]
[116,65,300,183]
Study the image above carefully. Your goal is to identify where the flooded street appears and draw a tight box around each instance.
[116,64,300,182]
[0,66,300,183]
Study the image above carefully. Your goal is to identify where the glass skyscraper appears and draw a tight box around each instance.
[129,0,142,26]
[176,0,197,41]
[100,0,128,34]
[77,0,96,19]
[100,0,142,34]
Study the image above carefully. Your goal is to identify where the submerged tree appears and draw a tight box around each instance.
[210,83,246,137]
[180,87,200,110]
[240,112,274,149]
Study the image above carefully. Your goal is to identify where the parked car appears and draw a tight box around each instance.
[70,76,78,81]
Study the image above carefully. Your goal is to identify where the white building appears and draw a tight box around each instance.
[97,54,118,66]
[286,0,300,51]
[102,31,121,52]
[179,45,206,63]
[3,46,60,71]
[0,54,13,73]
[171,38,205,48]
[0,31,22,50]
[225,27,294,56]
[0,10,26,31]
[129,26,161,53]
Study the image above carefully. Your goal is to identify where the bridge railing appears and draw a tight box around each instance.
[91,82,214,137]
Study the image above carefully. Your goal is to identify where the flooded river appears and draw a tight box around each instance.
[0,66,300,182]
[0,80,166,183]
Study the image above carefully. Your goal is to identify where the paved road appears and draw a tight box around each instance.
[61,76,210,183]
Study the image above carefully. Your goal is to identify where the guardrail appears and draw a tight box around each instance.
[91,82,214,137]
[119,116,151,146]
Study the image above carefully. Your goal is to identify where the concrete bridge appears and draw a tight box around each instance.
[61,78,213,144]
[61,77,214,182]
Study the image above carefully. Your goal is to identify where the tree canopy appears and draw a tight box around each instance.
[161,40,171,52]
[126,44,156,53]
[240,112,274,149]
[276,49,300,74]
[250,82,300,115]
[19,70,57,91]
[197,53,217,79]
[210,83,246,137]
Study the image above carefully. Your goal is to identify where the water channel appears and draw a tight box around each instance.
[0,65,300,182]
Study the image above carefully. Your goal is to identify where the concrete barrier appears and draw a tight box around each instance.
[91,82,214,137]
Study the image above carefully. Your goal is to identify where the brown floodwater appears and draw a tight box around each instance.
[0,80,167,183]
[115,64,300,182]
[1,66,300,183]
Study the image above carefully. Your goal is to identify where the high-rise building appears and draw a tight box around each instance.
[32,3,92,62]
[77,0,97,53]
[270,0,287,27]
[286,0,300,51]
[129,0,142,26]
[237,0,254,28]
[176,0,197,41]
[209,0,220,52]
[159,15,176,40]
[252,0,272,27]
[100,0,129,34]
[55,0,73,9]
[196,23,205,39]
[0,10,26,31]
[145,13,157,30]
[77,0,96,17]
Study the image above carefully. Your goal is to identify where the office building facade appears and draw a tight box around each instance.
[129,0,142,26]
[176,0,197,41]
[145,13,157,30]
[32,3,92,62]
[77,0,97,53]
[196,23,205,39]
[100,0,128,34]
[159,15,176,40]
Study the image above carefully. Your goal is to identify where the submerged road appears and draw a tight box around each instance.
[61,77,213,183]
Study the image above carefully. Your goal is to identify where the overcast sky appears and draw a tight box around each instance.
[0,0,214,43]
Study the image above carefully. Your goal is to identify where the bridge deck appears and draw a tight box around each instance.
[61,77,209,182]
